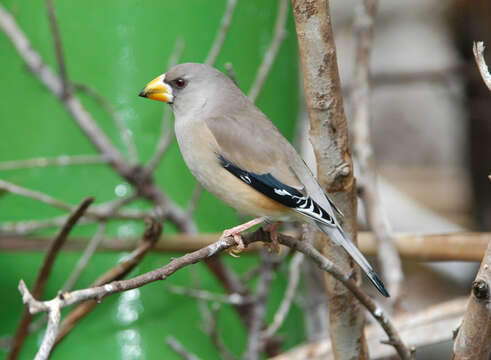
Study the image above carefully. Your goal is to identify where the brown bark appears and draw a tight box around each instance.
[291,1,367,358]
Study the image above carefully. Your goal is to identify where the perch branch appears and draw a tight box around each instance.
[248,0,289,103]
[472,41,491,91]
[8,197,93,360]
[18,229,410,359]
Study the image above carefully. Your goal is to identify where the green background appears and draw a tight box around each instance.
[0,0,301,359]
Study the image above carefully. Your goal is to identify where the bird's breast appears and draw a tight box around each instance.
[175,119,293,220]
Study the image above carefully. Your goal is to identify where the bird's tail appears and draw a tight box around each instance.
[317,223,390,297]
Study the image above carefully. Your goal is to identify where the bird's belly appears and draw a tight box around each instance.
[175,120,293,220]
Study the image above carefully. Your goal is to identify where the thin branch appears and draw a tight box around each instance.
[18,229,410,359]
[263,252,303,338]
[8,197,94,360]
[62,221,107,291]
[165,336,201,360]
[72,83,138,163]
[0,155,107,171]
[45,0,70,99]
[146,38,185,173]
[248,0,289,102]
[351,0,403,302]
[165,284,249,305]
[186,184,204,217]
[206,305,237,360]
[243,251,277,360]
[472,41,491,91]
[205,0,237,66]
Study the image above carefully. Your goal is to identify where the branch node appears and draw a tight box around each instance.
[472,279,489,300]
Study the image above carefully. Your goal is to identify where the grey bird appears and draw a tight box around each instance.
[139,62,389,297]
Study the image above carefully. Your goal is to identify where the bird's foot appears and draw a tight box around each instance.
[263,221,282,254]
[221,217,266,257]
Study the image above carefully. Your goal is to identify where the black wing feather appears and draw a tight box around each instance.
[219,155,335,225]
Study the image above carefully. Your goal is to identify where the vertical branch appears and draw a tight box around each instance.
[205,0,237,67]
[452,239,491,358]
[8,197,94,360]
[248,0,289,103]
[351,0,403,301]
[292,1,368,359]
[473,41,491,91]
[45,0,70,99]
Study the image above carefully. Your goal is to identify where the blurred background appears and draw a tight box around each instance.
[0,0,489,359]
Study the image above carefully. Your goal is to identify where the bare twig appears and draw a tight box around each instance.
[206,305,237,360]
[165,336,201,360]
[205,0,237,66]
[292,0,367,357]
[452,239,491,359]
[243,251,277,360]
[146,37,185,173]
[472,41,491,91]
[72,83,138,162]
[186,184,204,216]
[8,197,94,360]
[62,222,107,291]
[248,0,289,102]
[263,252,304,338]
[165,284,249,305]
[55,217,162,345]
[0,154,107,171]
[45,0,70,99]
[351,0,403,302]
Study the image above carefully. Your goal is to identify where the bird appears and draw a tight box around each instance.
[139,62,389,297]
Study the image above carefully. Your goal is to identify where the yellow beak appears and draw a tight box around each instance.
[139,74,173,103]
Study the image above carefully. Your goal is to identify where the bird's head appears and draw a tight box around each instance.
[139,63,234,114]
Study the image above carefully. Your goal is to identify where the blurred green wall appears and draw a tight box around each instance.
[0,0,301,359]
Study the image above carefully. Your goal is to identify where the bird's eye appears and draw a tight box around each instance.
[174,78,186,88]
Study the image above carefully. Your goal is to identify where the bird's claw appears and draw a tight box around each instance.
[222,231,245,257]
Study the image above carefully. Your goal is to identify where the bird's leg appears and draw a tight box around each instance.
[221,217,266,256]
[263,221,282,254]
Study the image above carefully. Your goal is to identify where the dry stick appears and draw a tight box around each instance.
[292,1,368,358]
[18,229,410,359]
[263,252,304,338]
[8,197,94,360]
[47,0,137,162]
[146,37,185,173]
[45,0,70,99]
[243,251,278,360]
[0,4,194,233]
[3,231,489,263]
[248,0,288,102]
[0,155,107,171]
[207,305,237,360]
[351,0,403,302]
[72,83,138,163]
[205,0,237,66]
[452,239,491,359]
[472,41,491,91]
[54,217,162,346]
[165,336,201,360]
[165,284,249,305]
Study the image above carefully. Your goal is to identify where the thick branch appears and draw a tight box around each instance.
[472,41,491,91]
[452,239,491,359]
[292,1,366,358]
